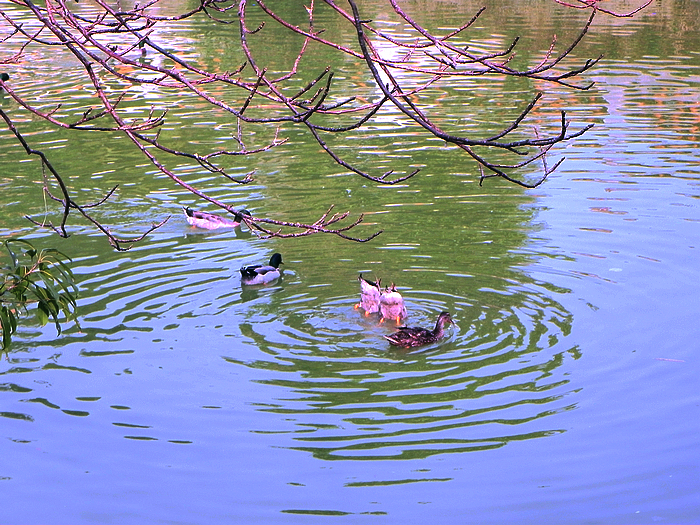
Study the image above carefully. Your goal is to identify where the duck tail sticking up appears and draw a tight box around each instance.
[356,274,381,315]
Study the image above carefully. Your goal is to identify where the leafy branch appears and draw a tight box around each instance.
[1,239,80,351]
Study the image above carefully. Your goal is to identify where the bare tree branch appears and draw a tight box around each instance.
[0,0,653,248]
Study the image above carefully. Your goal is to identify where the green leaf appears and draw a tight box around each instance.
[1,305,18,350]
[1,239,79,350]
[35,303,50,328]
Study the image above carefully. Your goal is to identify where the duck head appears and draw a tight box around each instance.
[435,312,454,330]
[234,209,252,222]
[269,253,283,268]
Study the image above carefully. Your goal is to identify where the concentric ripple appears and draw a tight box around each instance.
[223,281,578,461]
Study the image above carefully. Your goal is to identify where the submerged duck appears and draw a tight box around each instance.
[379,284,408,323]
[240,253,283,285]
[183,207,251,230]
[355,274,381,316]
[384,312,454,348]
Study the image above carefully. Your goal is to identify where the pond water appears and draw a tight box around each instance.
[1,1,699,523]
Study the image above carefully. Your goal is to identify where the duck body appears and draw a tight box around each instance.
[240,253,283,285]
[384,312,454,348]
[184,207,250,230]
[356,274,381,315]
[379,284,408,323]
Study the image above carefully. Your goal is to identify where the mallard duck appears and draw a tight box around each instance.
[240,253,283,285]
[355,274,381,316]
[384,312,454,348]
[0,73,9,83]
[183,207,251,230]
[379,283,408,323]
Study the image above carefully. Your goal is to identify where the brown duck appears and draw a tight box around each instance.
[384,312,454,348]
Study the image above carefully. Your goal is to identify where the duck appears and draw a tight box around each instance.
[384,312,454,348]
[0,73,8,83]
[379,283,408,323]
[240,253,283,285]
[355,274,381,316]
[183,206,251,230]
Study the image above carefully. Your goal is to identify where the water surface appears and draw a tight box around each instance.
[1,1,699,523]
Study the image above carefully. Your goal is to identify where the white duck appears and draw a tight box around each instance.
[240,253,283,285]
[355,274,381,316]
[379,284,407,323]
[184,207,251,230]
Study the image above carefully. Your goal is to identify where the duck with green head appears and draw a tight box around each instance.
[184,207,251,230]
[240,253,283,285]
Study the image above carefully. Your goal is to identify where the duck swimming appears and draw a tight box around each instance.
[240,253,283,285]
[184,207,251,230]
[355,274,381,316]
[384,312,454,348]
[379,284,407,323]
